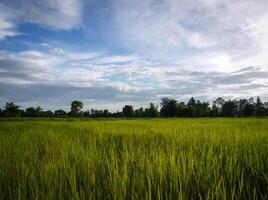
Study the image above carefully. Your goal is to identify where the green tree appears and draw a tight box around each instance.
[145,103,158,117]
[25,106,43,117]
[122,105,134,117]
[212,97,225,116]
[243,103,255,117]
[222,100,237,117]
[135,107,144,117]
[160,97,177,117]
[54,109,67,118]
[43,110,54,117]
[187,97,196,107]
[256,96,264,116]
[4,102,21,117]
[237,99,248,117]
[70,100,83,117]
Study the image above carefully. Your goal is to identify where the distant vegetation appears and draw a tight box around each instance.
[0,118,267,199]
[1,97,268,118]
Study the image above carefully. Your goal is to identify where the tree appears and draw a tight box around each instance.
[187,97,196,107]
[43,110,54,117]
[264,102,268,116]
[221,100,237,117]
[211,97,226,117]
[183,106,195,117]
[256,96,264,116]
[122,105,134,117]
[199,102,210,117]
[160,97,177,117]
[25,107,36,117]
[243,103,255,116]
[135,107,144,117]
[0,108,3,117]
[25,106,44,117]
[4,102,21,117]
[70,100,83,117]
[54,109,67,118]
[145,103,158,117]
[176,102,185,117]
[103,109,110,117]
[237,99,248,117]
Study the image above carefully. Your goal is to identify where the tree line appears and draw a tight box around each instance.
[1,97,268,118]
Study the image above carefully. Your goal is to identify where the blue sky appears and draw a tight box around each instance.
[0,0,268,111]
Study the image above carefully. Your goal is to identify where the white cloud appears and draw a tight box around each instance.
[0,0,83,37]
[21,0,84,30]
[113,0,268,72]
[93,54,140,65]
[0,4,18,39]
[1,0,268,108]
[1,45,268,109]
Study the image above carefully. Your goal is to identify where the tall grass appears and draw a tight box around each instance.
[0,118,267,199]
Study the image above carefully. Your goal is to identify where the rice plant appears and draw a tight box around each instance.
[0,118,267,199]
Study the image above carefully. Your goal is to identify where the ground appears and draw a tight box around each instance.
[0,118,267,199]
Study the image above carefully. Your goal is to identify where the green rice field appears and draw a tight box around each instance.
[0,118,267,199]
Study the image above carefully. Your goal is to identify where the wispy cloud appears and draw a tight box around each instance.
[0,4,18,40]
[112,0,268,70]
[0,0,83,38]
[0,0,268,109]
[0,43,268,110]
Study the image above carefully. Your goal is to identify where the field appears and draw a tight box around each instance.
[0,118,267,200]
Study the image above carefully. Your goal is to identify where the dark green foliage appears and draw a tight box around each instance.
[256,96,264,116]
[0,108,3,117]
[3,102,21,117]
[43,110,54,117]
[160,97,177,117]
[54,109,67,118]
[122,105,134,117]
[24,106,44,117]
[144,103,158,117]
[89,109,111,118]
[221,100,237,117]
[1,97,268,118]
[243,103,255,116]
[70,100,83,117]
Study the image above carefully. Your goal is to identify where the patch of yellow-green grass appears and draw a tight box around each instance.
[0,118,267,199]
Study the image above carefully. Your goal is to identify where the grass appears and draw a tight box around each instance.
[0,118,267,199]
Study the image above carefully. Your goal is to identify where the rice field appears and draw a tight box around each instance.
[0,118,267,200]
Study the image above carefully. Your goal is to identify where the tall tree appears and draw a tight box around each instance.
[4,102,21,117]
[243,103,255,117]
[160,97,177,117]
[187,97,196,107]
[237,99,248,117]
[256,96,264,116]
[70,100,83,117]
[211,97,225,117]
[122,105,134,117]
[221,100,237,117]
[145,103,158,117]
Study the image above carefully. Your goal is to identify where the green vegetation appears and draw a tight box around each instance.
[0,118,267,199]
[1,96,268,118]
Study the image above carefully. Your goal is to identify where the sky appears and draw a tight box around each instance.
[0,0,268,111]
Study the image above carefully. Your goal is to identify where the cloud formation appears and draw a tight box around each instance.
[0,0,268,110]
[0,44,268,110]
[113,0,268,70]
[0,0,83,38]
